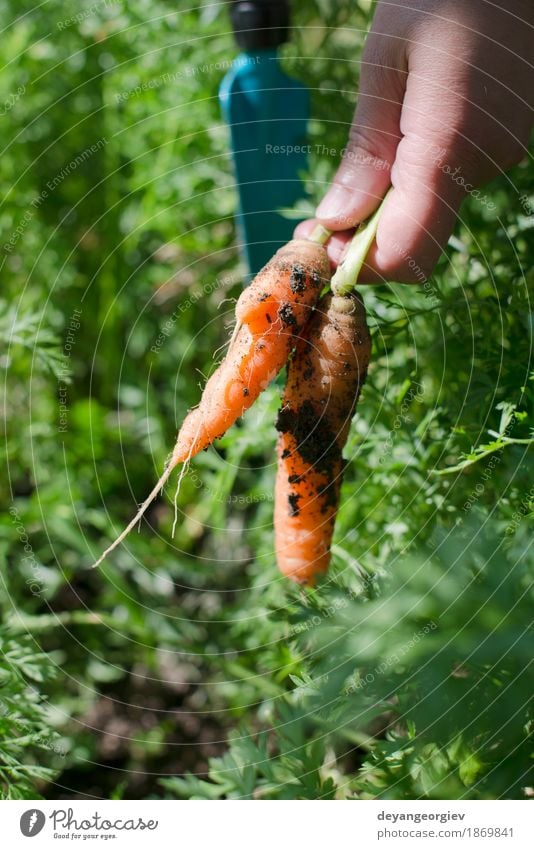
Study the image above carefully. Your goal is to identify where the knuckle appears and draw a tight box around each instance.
[417,129,483,181]
[339,130,392,178]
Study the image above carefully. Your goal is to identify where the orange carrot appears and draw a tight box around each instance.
[175,238,329,463]
[274,291,371,585]
[92,238,329,568]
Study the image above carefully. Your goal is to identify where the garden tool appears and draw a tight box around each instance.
[219,0,310,275]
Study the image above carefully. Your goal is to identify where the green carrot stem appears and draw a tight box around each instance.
[330,191,390,295]
[308,223,332,245]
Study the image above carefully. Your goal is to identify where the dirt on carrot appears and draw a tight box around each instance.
[274,292,372,585]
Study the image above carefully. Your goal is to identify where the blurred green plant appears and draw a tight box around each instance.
[163,524,533,800]
[0,628,62,799]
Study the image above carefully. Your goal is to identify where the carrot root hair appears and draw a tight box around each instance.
[91,460,178,569]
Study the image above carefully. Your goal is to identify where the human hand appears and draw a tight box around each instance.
[296,0,534,282]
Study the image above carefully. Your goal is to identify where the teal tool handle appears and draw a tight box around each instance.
[221,1,309,276]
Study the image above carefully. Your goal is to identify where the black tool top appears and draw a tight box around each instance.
[230,0,290,50]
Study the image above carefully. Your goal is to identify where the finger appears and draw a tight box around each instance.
[360,137,467,282]
[306,135,479,285]
[361,28,496,283]
[315,22,407,229]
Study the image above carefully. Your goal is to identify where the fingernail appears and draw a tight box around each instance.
[316,185,354,222]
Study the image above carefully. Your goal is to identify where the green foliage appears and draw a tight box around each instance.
[165,525,533,800]
[0,628,62,798]
[0,0,532,800]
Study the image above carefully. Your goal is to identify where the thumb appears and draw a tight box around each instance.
[316,30,406,227]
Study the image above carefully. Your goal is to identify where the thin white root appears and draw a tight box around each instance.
[91,461,177,569]
[170,409,204,538]
[171,460,189,538]
[227,320,242,351]
[213,320,242,362]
